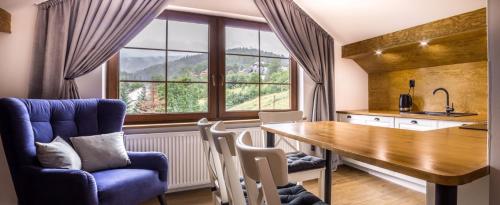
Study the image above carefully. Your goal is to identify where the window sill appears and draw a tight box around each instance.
[123,118,263,130]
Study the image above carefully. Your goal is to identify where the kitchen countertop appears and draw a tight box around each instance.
[337,110,487,123]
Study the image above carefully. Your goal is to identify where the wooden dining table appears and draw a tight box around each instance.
[261,121,488,205]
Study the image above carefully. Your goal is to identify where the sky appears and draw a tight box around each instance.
[125,19,289,57]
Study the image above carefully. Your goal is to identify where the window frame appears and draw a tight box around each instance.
[107,10,298,124]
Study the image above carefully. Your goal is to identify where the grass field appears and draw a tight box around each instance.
[228,91,290,111]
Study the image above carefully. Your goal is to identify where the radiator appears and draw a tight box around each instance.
[125,127,297,192]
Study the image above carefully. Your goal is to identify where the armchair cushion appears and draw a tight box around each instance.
[92,169,166,205]
[35,136,82,169]
[70,132,130,172]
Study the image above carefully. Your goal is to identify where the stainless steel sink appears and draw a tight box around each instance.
[403,111,478,117]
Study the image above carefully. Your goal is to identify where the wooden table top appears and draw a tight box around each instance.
[261,121,488,185]
[337,110,487,122]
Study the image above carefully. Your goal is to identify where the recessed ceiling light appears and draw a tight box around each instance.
[375,49,383,55]
[419,40,429,47]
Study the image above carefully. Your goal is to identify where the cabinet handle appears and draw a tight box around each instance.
[374,117,380,121]
[347,115,352,119]
[410,120,418,124]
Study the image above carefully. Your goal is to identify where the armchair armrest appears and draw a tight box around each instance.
[127,151,168,181]
[21,166,98,205]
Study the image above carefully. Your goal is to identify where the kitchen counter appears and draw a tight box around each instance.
[337,110,487,123]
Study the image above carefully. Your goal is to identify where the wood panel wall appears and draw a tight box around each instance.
[369,61,488,115]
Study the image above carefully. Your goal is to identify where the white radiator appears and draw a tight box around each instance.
[125,127,297,192]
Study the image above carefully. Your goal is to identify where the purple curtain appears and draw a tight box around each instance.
[30,0,167,99]
[254,0,335,121]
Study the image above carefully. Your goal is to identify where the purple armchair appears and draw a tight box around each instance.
[0,98,168,205]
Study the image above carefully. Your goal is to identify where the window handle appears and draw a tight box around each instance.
[411,120,418,124]
[220,74,225,87]
[211,74,216,87]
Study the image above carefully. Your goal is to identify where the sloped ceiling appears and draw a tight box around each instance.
[166,0,486,44]
[0,0,486,44]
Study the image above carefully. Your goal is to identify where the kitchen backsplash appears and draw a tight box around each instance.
[369,61,488,115]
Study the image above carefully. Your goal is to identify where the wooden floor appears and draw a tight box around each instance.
[142,166,425,205]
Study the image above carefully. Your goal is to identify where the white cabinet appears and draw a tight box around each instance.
[338,114,366,125]
[339,113,474,131]
[338,114,394,128]
[395,118,438,131]
[437,120,473,129]
[364,115,395,128]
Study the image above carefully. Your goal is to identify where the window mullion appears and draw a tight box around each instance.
[258,30,261,111]
[165,19,169,114]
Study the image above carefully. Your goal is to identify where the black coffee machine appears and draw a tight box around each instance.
[399,80,415,112]
[399,94,412,112]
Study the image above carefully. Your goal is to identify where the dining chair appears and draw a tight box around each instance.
[259,111,326,199]
[209,121,247,205]
[236,130,327,205]
[197,118,229,205]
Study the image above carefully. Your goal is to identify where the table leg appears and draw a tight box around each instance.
[435,184,457,205]
[266,132,275,148]
[324,149,332,204]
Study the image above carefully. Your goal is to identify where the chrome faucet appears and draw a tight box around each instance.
[432,88,454,114]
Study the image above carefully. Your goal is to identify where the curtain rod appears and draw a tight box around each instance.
[165,5,267,23]
[33,0,49,5]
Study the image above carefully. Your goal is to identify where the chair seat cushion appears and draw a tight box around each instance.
[286,152,326,173]
[92,169,165,205]
[278,185,326,205]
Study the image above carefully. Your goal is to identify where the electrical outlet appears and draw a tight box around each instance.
[409,79,415,88]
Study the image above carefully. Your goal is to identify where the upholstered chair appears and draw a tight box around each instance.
[0,98,168,205]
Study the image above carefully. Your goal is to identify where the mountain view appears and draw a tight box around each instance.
[119,48,291,114]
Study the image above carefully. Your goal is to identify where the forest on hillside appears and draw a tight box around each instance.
[119,48,290,114]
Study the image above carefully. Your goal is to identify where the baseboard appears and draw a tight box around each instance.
[166,183,211,193]
[342,158,426,193]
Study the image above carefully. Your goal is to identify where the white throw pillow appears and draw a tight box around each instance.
[70,132,130,172]
[35,136,82,170]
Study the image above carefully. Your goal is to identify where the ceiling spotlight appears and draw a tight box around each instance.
[375,49,383,55]
[419,40,429,47]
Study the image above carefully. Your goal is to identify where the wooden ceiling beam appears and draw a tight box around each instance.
[342,8,486,59]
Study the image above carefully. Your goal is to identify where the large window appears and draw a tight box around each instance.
[107,11,297,124]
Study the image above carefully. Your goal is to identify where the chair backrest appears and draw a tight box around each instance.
[0,98,126,199]
[209,121,245,205]
[196,118,228,204]
[258,111,303,124]
[236,131,289,205]
[259,111,303,151]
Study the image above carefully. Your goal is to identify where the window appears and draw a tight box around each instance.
[107,11,297,124]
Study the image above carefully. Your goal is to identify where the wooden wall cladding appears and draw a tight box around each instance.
[369,61,488,115]
[0,8,11,33]
[342,8,486,73]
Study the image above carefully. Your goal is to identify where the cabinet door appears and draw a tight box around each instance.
[395,118,438,131]
[438,121,473,129]
[364,116,395,128]
[341,114,367,125]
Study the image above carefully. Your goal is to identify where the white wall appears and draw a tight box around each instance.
[0,3,36,99]
[301,40,369,119]
[488,0,500,204]
[0,1,103,99]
